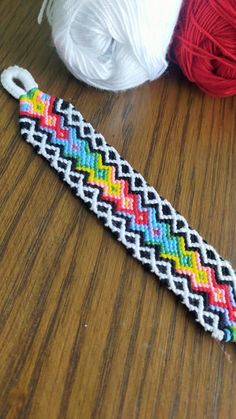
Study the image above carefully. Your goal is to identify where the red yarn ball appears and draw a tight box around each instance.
[171,0,236,97]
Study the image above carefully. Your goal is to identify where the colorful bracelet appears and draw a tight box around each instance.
[1,66,236,343]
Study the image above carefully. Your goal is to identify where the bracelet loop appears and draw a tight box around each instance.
[1,66,38,99]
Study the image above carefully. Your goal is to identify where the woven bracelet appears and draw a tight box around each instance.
[1,66,236,343]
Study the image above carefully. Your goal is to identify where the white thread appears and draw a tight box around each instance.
[39,0,183,91]
[1,66,38,99]
[38,0,55,24]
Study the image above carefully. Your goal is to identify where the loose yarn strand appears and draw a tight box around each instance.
[38,0,55,24]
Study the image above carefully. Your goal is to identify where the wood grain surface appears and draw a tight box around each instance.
[0,2,236,418]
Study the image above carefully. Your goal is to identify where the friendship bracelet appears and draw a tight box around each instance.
[1,66,236,343]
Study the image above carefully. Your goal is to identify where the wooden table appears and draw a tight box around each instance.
[1,2,236,418]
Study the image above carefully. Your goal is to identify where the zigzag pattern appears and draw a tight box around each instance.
[19,88,236,342]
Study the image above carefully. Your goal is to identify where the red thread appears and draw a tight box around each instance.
[171,0,236,97]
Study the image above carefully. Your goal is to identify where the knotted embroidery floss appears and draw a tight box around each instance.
[38,0,183,91]
[1,66,236,343]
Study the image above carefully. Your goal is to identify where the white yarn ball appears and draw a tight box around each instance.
[39,0,183,91]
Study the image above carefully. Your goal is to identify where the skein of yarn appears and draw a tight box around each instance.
[39,0,183,91]
[171,0,236,97]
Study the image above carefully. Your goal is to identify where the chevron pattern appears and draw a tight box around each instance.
[19,88,236,343]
